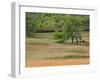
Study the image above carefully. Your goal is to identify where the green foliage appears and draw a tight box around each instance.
[56,39,65,43]
[26,12,89,43]
[61,15,88,44]
[53,32,63,39]
[26,13,37,37]
[53,32,65,43]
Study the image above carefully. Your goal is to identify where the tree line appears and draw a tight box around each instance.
[26,12,89,44]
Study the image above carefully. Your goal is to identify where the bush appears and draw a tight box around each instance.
[53,32,63,39]
[56,39,64,43]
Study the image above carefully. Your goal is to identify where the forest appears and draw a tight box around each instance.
[26,12,89,44]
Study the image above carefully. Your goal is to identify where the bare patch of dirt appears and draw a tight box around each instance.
[26,58,89,67]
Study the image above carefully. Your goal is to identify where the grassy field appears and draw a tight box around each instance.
[26,31,89,67]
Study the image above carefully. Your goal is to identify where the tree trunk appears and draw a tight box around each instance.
[72,39,74,43]
[76,38,78,44]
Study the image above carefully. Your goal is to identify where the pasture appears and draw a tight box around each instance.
[26,31,89,67]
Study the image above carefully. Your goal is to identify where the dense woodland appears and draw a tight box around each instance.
[26,12,89,44]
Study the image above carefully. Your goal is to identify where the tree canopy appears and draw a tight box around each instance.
[26,12,89,44]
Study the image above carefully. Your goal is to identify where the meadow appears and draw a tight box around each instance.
[26,31,89,67]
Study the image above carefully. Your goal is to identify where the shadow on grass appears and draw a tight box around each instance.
[44,55,89,60]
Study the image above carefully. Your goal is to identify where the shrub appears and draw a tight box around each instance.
[53,32,63,39]
[56,39,64,43]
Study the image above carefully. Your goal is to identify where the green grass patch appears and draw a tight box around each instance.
[64,50,87,53]
[34,32,54,39]
[45,55,89,60]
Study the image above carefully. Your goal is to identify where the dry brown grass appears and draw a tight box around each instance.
[26,32,89,67]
